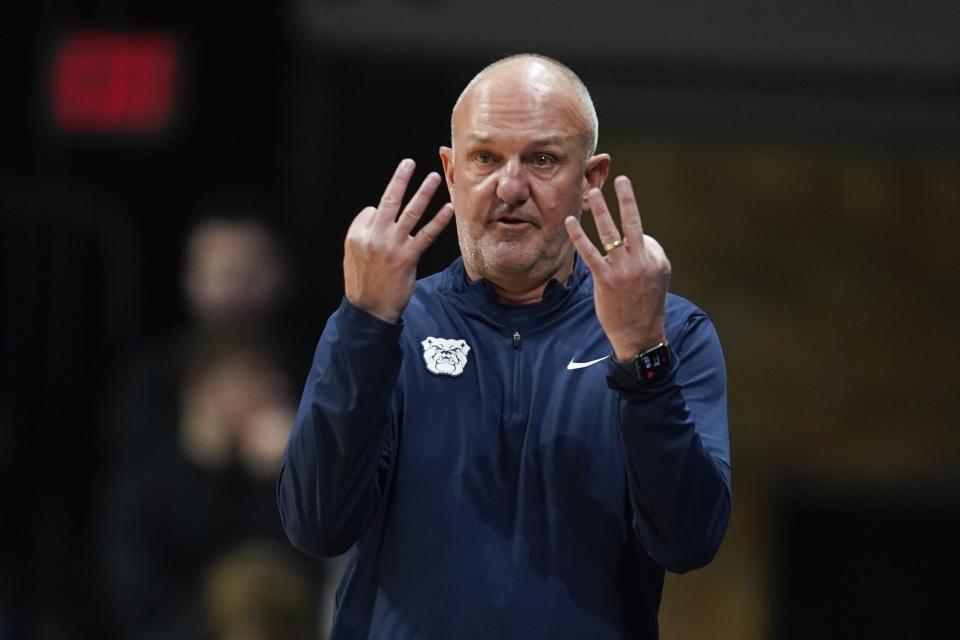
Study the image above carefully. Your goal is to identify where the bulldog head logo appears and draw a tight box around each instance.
[421,337,471,377]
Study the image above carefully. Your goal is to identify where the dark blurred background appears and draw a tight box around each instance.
[1,1,959,639]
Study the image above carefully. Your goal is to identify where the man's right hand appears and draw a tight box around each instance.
[344,158,455,323]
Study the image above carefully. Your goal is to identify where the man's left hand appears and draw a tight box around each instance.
[564,176,671,361]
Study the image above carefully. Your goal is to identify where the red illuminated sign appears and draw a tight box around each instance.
[51,30,180,135]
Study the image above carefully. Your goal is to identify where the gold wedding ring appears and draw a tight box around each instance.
[603,239,624,254]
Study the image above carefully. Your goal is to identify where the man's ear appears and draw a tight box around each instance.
[585,154,611,190]
[439,146,455,206]
[581,153,611,207]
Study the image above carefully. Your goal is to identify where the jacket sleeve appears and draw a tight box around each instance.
[277,298,403,557]
[607,312,732,574]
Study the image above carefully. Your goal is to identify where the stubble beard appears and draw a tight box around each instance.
[459,222,575,290]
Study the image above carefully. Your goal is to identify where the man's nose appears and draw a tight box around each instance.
[495,160,530,206]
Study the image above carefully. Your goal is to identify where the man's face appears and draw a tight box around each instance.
[440,63,607,291]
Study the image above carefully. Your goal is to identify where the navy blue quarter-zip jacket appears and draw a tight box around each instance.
[278,256,731,639]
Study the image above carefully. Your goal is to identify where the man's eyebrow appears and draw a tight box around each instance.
[529,136,568,147]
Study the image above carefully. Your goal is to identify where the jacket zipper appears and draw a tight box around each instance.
[511,329,522,424]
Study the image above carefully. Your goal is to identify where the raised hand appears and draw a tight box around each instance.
[344,158,455,323]
[564,176,671,361]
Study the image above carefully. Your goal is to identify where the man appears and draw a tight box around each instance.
[278,54,731,639]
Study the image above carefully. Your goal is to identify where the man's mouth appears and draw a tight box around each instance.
[493,216,534,229]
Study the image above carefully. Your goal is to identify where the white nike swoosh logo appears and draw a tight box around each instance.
[566,355,610,370]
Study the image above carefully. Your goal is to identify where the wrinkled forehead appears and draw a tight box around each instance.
[452,61,590,148]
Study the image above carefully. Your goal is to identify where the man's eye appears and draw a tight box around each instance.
[531,154,553,167]
[474,151,493,164]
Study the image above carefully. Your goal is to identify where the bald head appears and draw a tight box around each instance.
[451,54,598,158]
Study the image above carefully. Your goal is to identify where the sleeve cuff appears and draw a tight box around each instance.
[605,344,680,395]
[335,297,405,347]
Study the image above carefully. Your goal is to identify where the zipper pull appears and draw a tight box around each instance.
[512,330,521,349]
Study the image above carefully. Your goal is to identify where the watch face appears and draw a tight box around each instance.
[637,343,670,382]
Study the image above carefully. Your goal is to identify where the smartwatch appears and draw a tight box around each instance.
[617,342,672,384]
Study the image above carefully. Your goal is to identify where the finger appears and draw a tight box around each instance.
[644,234,671,270]
[395,172,442,235]
[375,158,416,226]
[410,203,455,255]
[350,206,377,233]
[587,188,621,249]
[615,176,645,249]
[564,216,606,275]
[344,207,376,255]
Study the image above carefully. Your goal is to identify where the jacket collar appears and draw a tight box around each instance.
[441,254,592,327]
